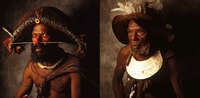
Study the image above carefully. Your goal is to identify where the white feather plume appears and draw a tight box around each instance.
[111,0,163,14]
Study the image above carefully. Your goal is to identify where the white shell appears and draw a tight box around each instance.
[126,50,163,79]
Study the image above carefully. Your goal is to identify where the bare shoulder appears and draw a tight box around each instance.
[118,45,131,57]
[23,61,34,74]
[20,60,35,80]
[115,45,131,69]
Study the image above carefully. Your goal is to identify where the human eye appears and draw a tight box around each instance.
[42,33,46,36]
[136,30,146,36]
[32,33,37,38]
[137,32,144,36]
[42,33,49,39]
[42,33,48,37]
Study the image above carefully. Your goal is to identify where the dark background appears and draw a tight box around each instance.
[1,0,200,98]
[0,0,99,98]
[100,0,200,98]
[165,0,200,98]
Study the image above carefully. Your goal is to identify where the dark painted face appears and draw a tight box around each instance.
[128,20,148,49]
[31,24,52,62]
[32,24,50,53]
[31,24,64,63]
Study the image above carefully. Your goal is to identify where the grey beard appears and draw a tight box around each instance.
[131,42,150,57]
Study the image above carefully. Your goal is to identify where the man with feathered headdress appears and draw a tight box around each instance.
[3,7,85,98]
[111,0,184,98]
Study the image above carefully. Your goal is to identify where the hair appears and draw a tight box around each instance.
[31,43,65,63]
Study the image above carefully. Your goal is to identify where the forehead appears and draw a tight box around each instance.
[128,20,141,30]
[32,24,47,34]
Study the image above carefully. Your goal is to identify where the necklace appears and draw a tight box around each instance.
[126,50,163,79]
[37,58,63,69]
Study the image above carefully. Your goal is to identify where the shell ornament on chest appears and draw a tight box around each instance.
[126,50,163,80]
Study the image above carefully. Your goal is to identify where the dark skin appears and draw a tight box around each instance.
[12,24,81,98]
[15,61,81,98]
[112,20,184,98]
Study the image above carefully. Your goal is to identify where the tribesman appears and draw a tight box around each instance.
[112,13,184,98]
[3,7,86,98]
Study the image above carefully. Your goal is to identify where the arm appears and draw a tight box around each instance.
[113,47,129,98]
[70,72,81,98]
[15,63,33,98]
[167,51,184,98]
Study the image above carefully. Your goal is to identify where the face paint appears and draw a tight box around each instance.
[127,20,147,49]
[32,24,50,46]
[32,24,51,53]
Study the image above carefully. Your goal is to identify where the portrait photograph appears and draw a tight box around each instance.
[0,0,99,98]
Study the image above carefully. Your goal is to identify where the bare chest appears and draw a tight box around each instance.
[30,64,71,93]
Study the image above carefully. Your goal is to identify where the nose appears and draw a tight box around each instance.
[129,33,138,41]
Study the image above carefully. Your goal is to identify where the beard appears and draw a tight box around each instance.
[31,43,65,63]
[131,41,150,57]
